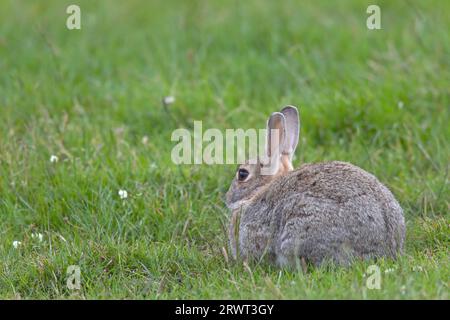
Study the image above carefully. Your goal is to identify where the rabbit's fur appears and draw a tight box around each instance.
[226,106,405,267]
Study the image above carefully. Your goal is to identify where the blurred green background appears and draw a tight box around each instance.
[0,0,448,298]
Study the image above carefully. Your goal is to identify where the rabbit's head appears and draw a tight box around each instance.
[226,106,300,210]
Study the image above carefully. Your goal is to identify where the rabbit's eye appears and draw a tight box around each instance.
[237,168,250,181]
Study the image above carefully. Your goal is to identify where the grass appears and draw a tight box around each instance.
[0,0,448,299]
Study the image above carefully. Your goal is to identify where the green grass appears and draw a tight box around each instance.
[0,0,448,299]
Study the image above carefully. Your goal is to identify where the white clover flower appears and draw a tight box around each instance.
[400,285,406,295]
[31,233,43,242]
[162,96,175,105]
[118,189,128,199]
[12,241,21,248]
[50,155,59,163]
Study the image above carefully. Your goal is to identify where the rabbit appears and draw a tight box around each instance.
[226,106,405,267]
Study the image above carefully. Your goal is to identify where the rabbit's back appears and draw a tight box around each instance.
[240,161,405,266]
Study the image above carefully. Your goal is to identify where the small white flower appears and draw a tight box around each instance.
[118,189,128,199]
[50,155,59,163]
[397,101,404,109]
[142,135,149,145]
[400,285,406,295]
[31,233,43,242]
[162,96,175,105]
[12,241,21,248]
[413,266,423,272]
[384,268,396,274]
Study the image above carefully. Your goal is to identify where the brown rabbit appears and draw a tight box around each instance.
[226,106,405,267]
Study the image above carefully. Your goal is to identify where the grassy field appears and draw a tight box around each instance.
[0,0,448,299]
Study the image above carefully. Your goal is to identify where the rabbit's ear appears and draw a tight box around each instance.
[280,105,299,162]
[263,112,286,175]
[266,112,286,158]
